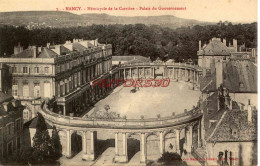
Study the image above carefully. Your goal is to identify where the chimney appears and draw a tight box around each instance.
[46,43,50,48]
[199,40,201,51]
[223,38,226,46]
[53,45,61,55]
[233,39,237,52]
[14,42,23,55]
[247,99,253,124]
[38,46,42,54]
[32,46,37,58]
[3,102,9,112]
[216,60,223,89]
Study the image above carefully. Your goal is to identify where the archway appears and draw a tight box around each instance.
[71,132,82,157]
[164,131,177,153]
[127,133,140,161]
[146,133,160,162]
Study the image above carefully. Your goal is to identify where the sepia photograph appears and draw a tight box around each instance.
[0,0,257,165]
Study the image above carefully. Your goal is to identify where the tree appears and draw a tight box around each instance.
[157,152,187,166]
[31,112,53,164]
[50,126,62,160]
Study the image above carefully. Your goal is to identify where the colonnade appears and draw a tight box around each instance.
[122,65,201,85]
[61,122,201,163]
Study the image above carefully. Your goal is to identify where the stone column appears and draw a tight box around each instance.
[130,68,132,78]
[176,129,180,154]
[82,131,95,161]
[193,70,195,84]
[82,131,87,159]
[172,68,175,79]
[115,132,118,155]
[197,72,199,83]
[159,132,164,155]
[198,121,201,147]
[140,133,146,163]
[115,132,128,162]
[66,130,72,158]
[122,133,127,156]
[63,105,66,116]
[143,67,145,78]
[186,126,193,153]
[123,69,126,79]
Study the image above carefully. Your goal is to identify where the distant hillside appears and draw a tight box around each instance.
[0,11,212,29]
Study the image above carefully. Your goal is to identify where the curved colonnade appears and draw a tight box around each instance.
[40,62,203,163]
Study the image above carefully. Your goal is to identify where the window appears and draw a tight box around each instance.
[44,67,49,74]
[34,83,40,98]
[7,142,13,156]
[23,67,28,73]
[23,111,28,120]
[34,67,39,73]
[15,119,21,131]
[17,137,21,149]
[12,85,18,97]
[12,67,17,73]
[23,83,29,97]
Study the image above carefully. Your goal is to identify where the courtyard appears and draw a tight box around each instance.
[86,81,201,119]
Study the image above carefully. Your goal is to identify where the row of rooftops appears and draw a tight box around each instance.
[197,37,257,58]
[10,39,112,61]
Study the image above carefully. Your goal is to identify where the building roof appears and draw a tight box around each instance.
[208,109,257,142]
[198,38,235,56]
[38,48,59,58]
[112,55,151,62]
[202,92,257,142]
[200,60,257,93]
[0,92,13,104]
[11,48,35,58]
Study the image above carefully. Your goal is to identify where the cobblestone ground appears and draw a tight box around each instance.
[87,81,201,119]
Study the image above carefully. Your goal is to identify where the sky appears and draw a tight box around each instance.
[0,0,257,23]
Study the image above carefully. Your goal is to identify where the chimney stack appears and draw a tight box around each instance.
[233,39,237,52]
[223,38,226,46]
[199,40,201,51]
[216,60,223,89]
[14,42,23,55]
[32,46,37,58]
[247,99,253,124]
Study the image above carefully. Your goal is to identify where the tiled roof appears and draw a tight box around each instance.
[38,48,59,58]
[200,60,257,93]
[73,42,88,53]
[202,92,257,142]
[207,109,257,142]
[0,92,13,104]
[11,48,35,58]
[198,38,235,56]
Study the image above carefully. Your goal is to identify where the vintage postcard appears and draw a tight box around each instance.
[0,0,257,165]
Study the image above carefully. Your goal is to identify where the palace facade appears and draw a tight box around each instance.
[0,39,113,122]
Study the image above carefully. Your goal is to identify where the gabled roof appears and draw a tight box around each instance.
[202,92,257,142]
[11,48,35,58]
[0,92,13,104]
[198,38,235,56]
[200,60,257,93]
[207,109,257,142]
[38,48,59,58]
